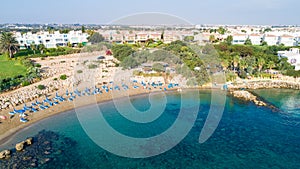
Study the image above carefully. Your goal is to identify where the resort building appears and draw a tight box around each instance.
[111,34,123,44]
[163,33,180,43]
[278,48,300,70]
[124,34,136,44]
[232,34,248,45]
[263,34,279,46]
[278,35,296,46]
[248,34,263,45]
[136,33,149,43]
[149,33,162,42]
[15,31,88,49]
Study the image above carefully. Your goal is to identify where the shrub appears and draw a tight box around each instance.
[53,78,58,81]
[285,70,300,78]
[88,64,98,69]
[77,70,83,74]
[37,84,46,90]
[60,74,67,80]
[20,59,33,67]
[35,63,42,68]
[21,81,31,86]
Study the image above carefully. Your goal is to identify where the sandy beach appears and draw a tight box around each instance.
[0,84,182,145]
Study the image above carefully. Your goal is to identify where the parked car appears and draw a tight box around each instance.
[97,56,105,59]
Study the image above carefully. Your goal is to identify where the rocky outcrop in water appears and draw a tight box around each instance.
[15,142,25,151]
[229,90,280,111]
[230,90,267,107]
[0,150,11,159]
[0,130,78,169]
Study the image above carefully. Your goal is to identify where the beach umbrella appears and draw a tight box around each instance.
[0,115,7,120]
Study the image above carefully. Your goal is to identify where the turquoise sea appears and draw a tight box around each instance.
[1,89,300,169]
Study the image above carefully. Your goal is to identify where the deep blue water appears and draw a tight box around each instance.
[1,89,300,169]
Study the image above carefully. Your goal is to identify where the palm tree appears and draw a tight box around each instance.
[239,59,248,71]
[0,32,19,58]
[232,55,240,72]
[220,59,229,71]
[267,61,275,70]
[257,58,265,72]
[31,42,37,54]
[38,44,46,54]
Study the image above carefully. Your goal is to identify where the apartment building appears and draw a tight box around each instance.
[15,31,88,49]
[248,34,262,45]
[278,35,296,46]
[232,34,248,45]
[263,34,279,46]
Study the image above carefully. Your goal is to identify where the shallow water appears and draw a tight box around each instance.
[1,89,300,169]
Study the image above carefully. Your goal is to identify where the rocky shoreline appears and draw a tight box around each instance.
[229,80,300,90]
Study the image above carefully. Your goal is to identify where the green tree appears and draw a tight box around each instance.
[38,44,46,54]
[145,39,154,47]
[120,56,138,69]
[267,61,275,70]
[77,43,83,48]
[225,35,233,45]
[239,59,248,71]
[59,29,70,34]
[0,32,19,58]
[88,32,105,44]
[221,59,229,71]
[257,58,265,72]
[67,42,72,47]
[264,28,272,33]
[244,38,252,45]
[209,35,216,43]
[31,42,37,54]
[261,41,268,46]
[233,55,240,72]
[184,36,194,42]
[81,26,85,33]
[111,45,134,61]
[217,27,226,35]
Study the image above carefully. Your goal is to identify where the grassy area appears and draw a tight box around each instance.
[0,55,27,79]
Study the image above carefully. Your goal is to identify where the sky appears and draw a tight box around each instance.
[0,0,298,25]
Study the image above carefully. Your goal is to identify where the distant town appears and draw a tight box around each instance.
[1,23,300,48]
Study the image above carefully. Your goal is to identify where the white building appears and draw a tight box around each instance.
[232,34,248,45]
[248,34,262,45]
[278,35,295,46]
[278,48,300,70]
[15,31,88,49]
[263,34,278,46]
